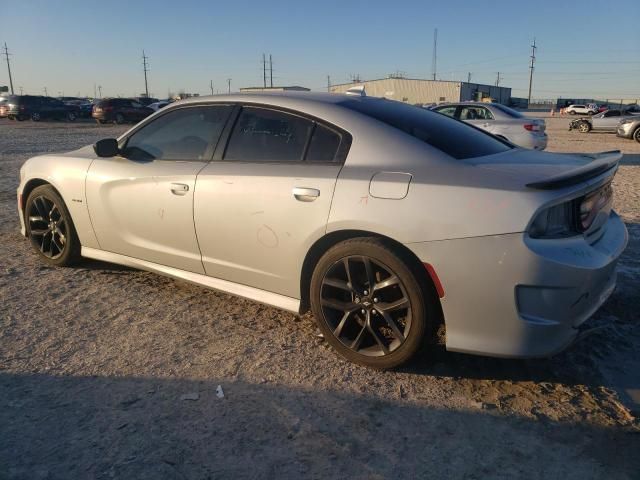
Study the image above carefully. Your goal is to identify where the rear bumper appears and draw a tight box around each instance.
[406,211,628,358]
[509,132,548,150]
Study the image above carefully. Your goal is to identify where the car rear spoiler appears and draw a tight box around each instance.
[526,150,621,190]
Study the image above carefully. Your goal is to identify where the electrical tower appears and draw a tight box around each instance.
[431,28,438,81]
[262,53,267,88]
[142,50,150,98]
[2,42,14,94]
[210,80,214,95]
[349,74,362,83]
[495,72,501,87]
[527,38,537,105]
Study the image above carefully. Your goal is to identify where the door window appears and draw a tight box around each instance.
[123,105,232,161]
[434,106,457,118]
[224,107,313,162]
[306,124,341,162]
[460,106,494,120]
[603,110,620,117]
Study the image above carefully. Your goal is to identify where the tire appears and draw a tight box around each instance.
[634,127,640,144]
[115,113,125,124]
[96,119,105,125]
[16,115,25,121]
[31,112,41,122]
[569,110,576,115]
[24,185,81,267]
[310,237,433,369]
[67,112,77,122]
[578,121,591,133]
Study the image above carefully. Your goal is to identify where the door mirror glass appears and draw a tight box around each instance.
[94,138,119,157]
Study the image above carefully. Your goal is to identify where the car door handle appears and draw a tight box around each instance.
[292,187,320,202]
[170,183,189,196]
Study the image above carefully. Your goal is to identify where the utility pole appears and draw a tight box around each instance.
[467,72,472,83]
[44,87,48,96]
[327,75,331,92]
[269,54,273,88]
[227,78,231,93]
[495,72,501,87]
[210,80,214,95]
[98,85,102,98]
[2,42,14,94]
[431,28,438,81]
[262,53,267,88]
[142,50,150,98]
[527,38,537,105]
[93,83,97,98]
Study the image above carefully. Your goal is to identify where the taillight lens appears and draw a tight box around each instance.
[524,123,540,132]
[529,202,576,238]
[579,184,613,231]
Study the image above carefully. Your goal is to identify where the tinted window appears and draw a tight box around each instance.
[124,106,232,161]
[435,106,457,117]
[306,125,341,162]
[603,110,620,117]
[225,107,313,162]
[339,98,512,160]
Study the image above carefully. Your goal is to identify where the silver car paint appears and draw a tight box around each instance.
[17,92,627,358]
[434,102,548,150]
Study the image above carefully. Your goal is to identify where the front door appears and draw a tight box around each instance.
[86,104,233,273]
[194,105,348,298]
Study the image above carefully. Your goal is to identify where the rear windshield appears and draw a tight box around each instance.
[338,98,512,159]
[491,104,525,118]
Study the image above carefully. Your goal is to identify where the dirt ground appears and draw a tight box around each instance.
[0,116,639,479]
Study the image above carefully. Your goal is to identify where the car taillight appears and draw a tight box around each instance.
[579,184,613,231]
[103,106,113,112]
[523,124,540,132]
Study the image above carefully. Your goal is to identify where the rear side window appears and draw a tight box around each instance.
[491,104,525,118]
[306,125,341,162]
[434,106,457,117]
[339,98,512,160]
[225,107,313,162]
[123,105,233,161]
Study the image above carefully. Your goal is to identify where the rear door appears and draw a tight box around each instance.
[194,105,349,298]
[594,110,621,130]
[86,104,233,273]
[459,105,495,134]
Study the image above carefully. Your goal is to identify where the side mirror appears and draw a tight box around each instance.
[93,138,119,157]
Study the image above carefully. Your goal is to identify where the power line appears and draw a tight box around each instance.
[527,37,537,105]
[2,42,14,95]
[142,50,150,98]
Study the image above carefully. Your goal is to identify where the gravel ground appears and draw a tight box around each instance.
[0,117,639,479]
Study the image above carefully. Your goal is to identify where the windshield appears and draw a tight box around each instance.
[339,98,512,160]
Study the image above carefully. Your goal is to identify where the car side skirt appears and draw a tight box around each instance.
[81,247,300,313]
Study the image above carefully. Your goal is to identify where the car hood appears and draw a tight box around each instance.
[465,149,621,189]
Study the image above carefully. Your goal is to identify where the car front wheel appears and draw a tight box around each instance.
[578,121,591,133]
[310,238,432,369]
[67,112,77,122]
[31,112,41,121]
[25,185,81,266]
[634,127,640,143]
[115,113,125,124]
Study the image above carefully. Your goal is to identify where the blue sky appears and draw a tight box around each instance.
[2,0,639,100]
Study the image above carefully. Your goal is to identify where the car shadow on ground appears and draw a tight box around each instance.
[0,372,638,479]
[621,153,640,166]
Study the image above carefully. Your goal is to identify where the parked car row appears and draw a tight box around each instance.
[16,92,628,369]
[0,95,81,121]
[569,107,640,143]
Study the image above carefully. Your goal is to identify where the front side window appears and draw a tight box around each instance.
[435,106,457,118]
[123,105,232,161]
[224,107,313,162]
[460,106,494,120]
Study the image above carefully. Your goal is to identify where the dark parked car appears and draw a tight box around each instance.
[92,98,153,124]
[3,95,80,121]
[135,96,159,106]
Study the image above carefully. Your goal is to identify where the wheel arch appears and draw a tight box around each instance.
[20,179,66,232]
[299,229,445,340]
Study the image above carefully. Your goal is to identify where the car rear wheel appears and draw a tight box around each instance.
[67,112,77,122]
[115,113,125,124]
[578,121,591,133]
[310,238,431,369]
[25,185,81,267]
[569,110,576,115]
[31,112,41,121]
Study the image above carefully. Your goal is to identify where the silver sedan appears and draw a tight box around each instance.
[17,93,626,368]
[432,102,548,150]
